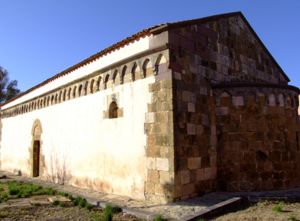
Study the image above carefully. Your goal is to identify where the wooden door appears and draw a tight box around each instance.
[33,140,40,177]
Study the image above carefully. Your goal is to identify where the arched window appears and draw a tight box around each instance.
[78,84,83,97]
[104,75,110,89]
[131,63,137,81]
[142,59,151,78]
[72,86,77,98]
[109,101,118,119]
[90,79,95,93]
[121,66,127,84]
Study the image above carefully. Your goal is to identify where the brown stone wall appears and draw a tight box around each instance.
[144,61,176,203]
[168,13,300,198]
[172,72,218,200]
[214,86,300,191]
[168,15,288,85]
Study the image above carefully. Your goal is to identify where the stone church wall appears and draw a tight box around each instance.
[0,32,171,200]
[168,14,300,199]
[1,74,155,199]
[214,86,300,191]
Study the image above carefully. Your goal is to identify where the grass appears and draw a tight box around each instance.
[0,181,129,220]
[7,181,56,198]
[272,202,284,213]
[154,215,165,221]
[103,204,113,221]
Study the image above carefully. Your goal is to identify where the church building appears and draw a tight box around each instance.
[1,12,299,203]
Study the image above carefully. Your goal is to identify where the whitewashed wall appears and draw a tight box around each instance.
[1,76,154,199]
[2,36,151,109]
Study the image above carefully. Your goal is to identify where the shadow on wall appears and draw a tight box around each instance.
[44,149,72,185]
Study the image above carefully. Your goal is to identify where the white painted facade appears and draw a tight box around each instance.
[0,31,170,199]
[2,36,151,109]
[1,76,154,199]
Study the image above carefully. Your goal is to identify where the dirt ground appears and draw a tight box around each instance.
[0,180,142,221]
[0,204,140,221]
[213,201,300,221]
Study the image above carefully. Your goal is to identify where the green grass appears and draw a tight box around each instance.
[272,202,284,213]
[103,204,113,221]
[154,215,165,221]
[52,200,60,206]
[7,181,56,198]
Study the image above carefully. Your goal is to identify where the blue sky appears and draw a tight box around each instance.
[0,0,299,91]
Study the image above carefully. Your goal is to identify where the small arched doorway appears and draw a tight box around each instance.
[32,140,40,177]
[31,120,42,177]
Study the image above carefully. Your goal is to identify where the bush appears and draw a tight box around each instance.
[86,203,93,210]
[8,183,20,195]
[272,202,284,213]
[73,196,87,208]
[79,198,87,208]
[104,204,113,221]
[154,215,166,221]
[52,200,60,206]
[0,193,8,202]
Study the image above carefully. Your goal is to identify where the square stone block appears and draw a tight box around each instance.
[181,170,190,184]
[187,157,201,169]
[156,158,169,171]
[187,123,196,135]
[188,102,195,112]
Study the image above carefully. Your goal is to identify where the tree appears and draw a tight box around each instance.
[0,66,20,103]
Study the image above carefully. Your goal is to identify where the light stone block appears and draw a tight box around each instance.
[156,158,169,171]
[147,157,156,170]
[145,112,155,123]
[159,171,172,184]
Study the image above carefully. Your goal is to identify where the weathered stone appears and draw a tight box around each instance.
[187,123,196,135]
[187,157,201,169]
[188,102,195,112]
[156,158,169,171]
[180,170,191,185]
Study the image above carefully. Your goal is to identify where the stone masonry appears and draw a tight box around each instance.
[1,12,299,203]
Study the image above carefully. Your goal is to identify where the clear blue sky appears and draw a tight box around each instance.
[1,0,299,91]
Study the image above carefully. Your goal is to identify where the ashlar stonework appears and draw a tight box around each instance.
[0,12,299,203]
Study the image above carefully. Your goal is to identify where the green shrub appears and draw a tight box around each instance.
[0,193,8,202]
[272,202,284,213]
[73,196,87,208]
[86,203,93,210]
[103,204,113,221]
[52,200,60,206]
[154,215,165,221]
[8,182,20,195]
[79,198,87,208]
[58,201,65,207]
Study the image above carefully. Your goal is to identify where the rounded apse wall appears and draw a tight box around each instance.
[213,83,300,192]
